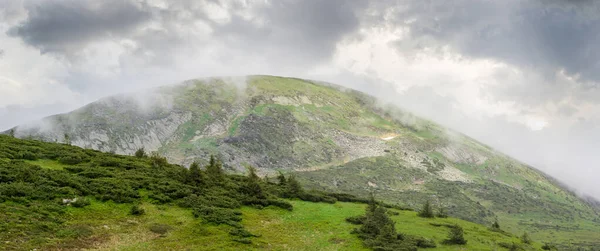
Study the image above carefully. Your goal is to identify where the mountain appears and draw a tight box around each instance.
[7,75,600,248]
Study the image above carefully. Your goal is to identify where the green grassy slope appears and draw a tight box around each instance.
[0,136,549,250]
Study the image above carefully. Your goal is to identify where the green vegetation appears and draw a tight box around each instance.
[442,225,467,245]
[418,200,435,218]
[0,135,552,250]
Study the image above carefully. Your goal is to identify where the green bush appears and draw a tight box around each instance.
[71,198,91,208]
[193,206,242,227]
[498,242,522,251]
[266,199,293,211]
[520,232,532,244]
[442,225,467,245]
[56,224,93,238]
[149,224,171,235]
[130,204,145,215]
[134,148,146,158]
[18,151,37,160]
[541,243,557,250]
[58,155,85,165]
[345,215,365,225]
[417,200,434,218]
[229,228,259,238]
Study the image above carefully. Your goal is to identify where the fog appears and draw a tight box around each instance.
[1,0,599,199]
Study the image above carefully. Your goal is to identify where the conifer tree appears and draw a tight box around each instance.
[188,161,204,186]
[206,155,224,181]
[443,225,467,245]
[277,171,287,186]
[240,166,265,200]
[135,147,146,158]
[63,133,71,145]
[8,129,14,137]
[521,232,532,244]
[436,207,448,218]
[418,200,434,218]
[492,218,501,229]
[285,175,303,198]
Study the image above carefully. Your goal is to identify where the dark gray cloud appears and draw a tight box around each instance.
[7,0,366,67]
[7,0,151,56]
[202,0,367,66]
[389,0,600,83]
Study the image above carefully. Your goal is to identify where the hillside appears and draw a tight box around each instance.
[0,135,549,250]
[7,75,600,248]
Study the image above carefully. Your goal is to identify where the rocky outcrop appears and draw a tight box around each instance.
[437,144,488,165]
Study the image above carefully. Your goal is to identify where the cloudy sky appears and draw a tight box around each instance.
[1,0,600,199]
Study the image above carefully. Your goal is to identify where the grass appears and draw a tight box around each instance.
[241,201,367,250]
[25,159,71,170]
[4,198,548,251]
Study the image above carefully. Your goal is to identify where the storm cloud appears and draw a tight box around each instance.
[7,0,152,57]
[2,0,600,199]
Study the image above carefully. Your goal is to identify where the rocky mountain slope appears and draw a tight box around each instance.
[8,75,600,247]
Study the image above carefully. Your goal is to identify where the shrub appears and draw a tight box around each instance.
[130,204,145,215]
[193,206,242,227]
[498,242,521,251]
[442,225,467,245]
[71,198,91,208]
[520,232,532,244]
[417,200,434,218]
[134,148,146,158]
[298,192,336,204]
[284,175,303,198]
[387,210,400,216]
[149,224,171,235]
[56,224,93,238]
[541,243,557,250]
[266,199,293,211]
[415,237,437,248]
[327,193,370,204]
[345,215,366,225]
[149,152,168,167]
[229,228,259,238]
[492,218,501,229]
[18,151,38,160]
[436,207,448,218]
[58,155,85,165]
[232,238,252,244]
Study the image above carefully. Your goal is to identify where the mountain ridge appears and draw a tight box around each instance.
[5,75,600,247]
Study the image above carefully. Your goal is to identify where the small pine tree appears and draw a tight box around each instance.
[418,200,434,218]
[436,207,448,218]
[130,204,145,215]
[206,155,224,180]
[188,161,204,186]
[541,243,557,250]
[492,218,501,229]
[240,166,265,199]
[443,225,467,245]
[521,232,532,244]
[285,175,304,198]
[8,129,15,137]
[63,133,71,145]
[135,148,146,158]
[277,171,287,186]
[149,152,168,167]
